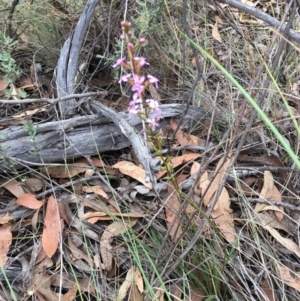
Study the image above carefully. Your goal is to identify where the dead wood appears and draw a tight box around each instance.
[56,0,100,118]
[0,104,224,172]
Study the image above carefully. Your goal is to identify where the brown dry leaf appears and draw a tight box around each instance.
[134,268,143,293]
[264,225,300,258]
[16,193,45,209]
[170,119,202,147]
[0,225,12,266]
[188,288,205,301]
[83,185,109,199]
[165,183,181,241]
[58,202,71,225]
[33,257,57,301]
[40,164,90,178]
[156,153,201,180]
[129,284,144,301]
[261,278,279,301]
[0,214,14,225]
[13,108,46,118]
[256,171,284,220]
[82,211,147,224]
[112,161,152,189]
[42,196,61,258]
[190,161,201,179]
[68,235,90,264]
[25,177,44,192]
[61,283,77,301]
[154,287,165,301]
[278,264,300,292]
[117,267,135,301]
[0,178,25,198]
[211,22,222,42]
[257,212,288,232]
[210,187,235,243]
[100,220,138,271]
[197,157,235,243]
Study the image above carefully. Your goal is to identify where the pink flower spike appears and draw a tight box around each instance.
[118,73,132,84]
[147,75,159,88]
[134,57,149,67]
[113,57,126,68]
[132,75,145,93]
[139,38,146,43]
[147,118,160,131]
[120,34,125,40]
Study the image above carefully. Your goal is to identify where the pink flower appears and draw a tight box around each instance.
[132,93,142,103]
[147,75,159,88]
[132,74,145,93]
[128,101,140,115]
[118,73,132,83]
[134,57,149,67]
[112,57,126,68]
[147,118,160,131]
[139,38,146,43]
[150,109,161,120]
[127,43,134,50]
[146,99,159,110]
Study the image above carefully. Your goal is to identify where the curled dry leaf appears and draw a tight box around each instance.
[170,119,204,147]
[196,156,235,243]
[278,264,300,292]
[262,223,300,259]
[82,211,147,224]
[16,193,45,209]
[42,196,61,258]
[156,153,201,180]
[112,161,152,189]
[61,283,78,301]
[256,171,284,220]
[0,225,12,266]
[117,268,135,301]
[100,220,138,271]
[165,183,181,242]
[83,185,109,199]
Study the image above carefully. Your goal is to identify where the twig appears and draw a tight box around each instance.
[0,91,107,105]
[6,0,20,37]
[216,0,300,44]
[231,197,300,211]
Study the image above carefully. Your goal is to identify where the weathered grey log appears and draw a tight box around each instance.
[90,100,160,184]
[0,104,224,171]
[56,0,100,118]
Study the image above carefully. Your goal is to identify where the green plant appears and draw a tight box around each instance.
[0,32,20,83]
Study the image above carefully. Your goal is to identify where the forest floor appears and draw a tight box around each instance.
[1,0,300,300]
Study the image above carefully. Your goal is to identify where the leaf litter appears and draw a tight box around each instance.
[1,2,300,301]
